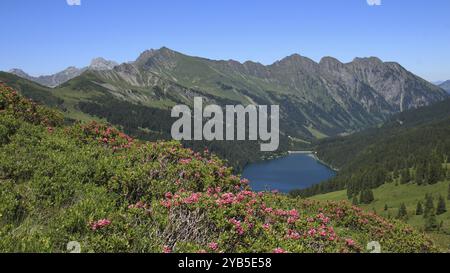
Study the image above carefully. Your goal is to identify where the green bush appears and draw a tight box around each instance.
[0,84,438,253]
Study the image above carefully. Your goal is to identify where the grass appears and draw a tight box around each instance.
[310,180,450,251]
[306,125,328,139]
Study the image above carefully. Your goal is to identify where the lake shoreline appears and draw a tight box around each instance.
[288,151,340,172]
[242,153,337,193]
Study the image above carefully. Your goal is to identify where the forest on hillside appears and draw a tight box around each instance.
[291,99,450,199]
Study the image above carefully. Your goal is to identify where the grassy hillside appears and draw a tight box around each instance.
[287,90,450,251]
[0,72,290,172]
[311,181,450,251]
[0,71,104,123]
[0,72,64,108]
[0,83,438,253]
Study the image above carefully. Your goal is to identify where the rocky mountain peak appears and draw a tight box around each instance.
[279,53,316,64]
[133,47,182,72]
[63,66,81,73]
[8,68,30,78]
[89,57,118,71]
[135,49,157,62]
[319,57,344,70]
[351,57,384,66]
[271,53,319,74]
[135,47,178,66]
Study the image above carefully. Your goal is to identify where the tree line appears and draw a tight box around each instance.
[290,110,450,200]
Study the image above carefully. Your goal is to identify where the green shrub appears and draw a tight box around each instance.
[0,84,438,253]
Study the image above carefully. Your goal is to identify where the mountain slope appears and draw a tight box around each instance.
[0,83,438,253]
[290,98,450,219]
[290,98,450,251]
[439,80,450,93]
[292,97,450,196]
[0,71,284,172]
[313,97,450,172]
[57,48,448,141]
[8,57,118,88]
[0,72,64,108]
[311,181,450,251]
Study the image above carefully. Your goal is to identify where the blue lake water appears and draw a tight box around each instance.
[242,153,336,193]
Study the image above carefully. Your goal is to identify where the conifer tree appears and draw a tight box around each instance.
[351,195,358,205]
[393,169,399,181]
[427,160,442,184]
[416,201,423,215]
[415,163,426,185]
[366,189,374,203]
[397,203,408,220]
[400,169,410,184]
[424,210,438,231]
[359,189,374,204]
[436,195,447,215]
[447,184,450,201]
[359,190,365,204]
[384,204,388,211]
[424,194,435,218]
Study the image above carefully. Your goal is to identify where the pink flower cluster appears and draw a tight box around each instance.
[273,247,287,253]
[316,213,330,224]
[216,192,236,206]
[90,219,111,231]
[229,218,245,235]
[304,216,337,241]
[208,242,219,251]
[163,245,172,253]
[345,239,355,247]
[286,229,301,240]
[179,158,192,165]
[183,192,202,204]
[76,121,134,150]
[161,192,203,208]
[215,190,255,207]
[240,178,249,185]
[157,188,375,253]
[262,206,300,225]
[206,187,222,195]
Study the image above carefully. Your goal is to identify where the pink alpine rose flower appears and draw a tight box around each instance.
[90,219,111,231]
[273,247,287,253]
[163,246,172,253]
[208,242,219,251]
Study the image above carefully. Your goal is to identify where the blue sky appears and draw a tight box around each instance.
[1,0,449,82]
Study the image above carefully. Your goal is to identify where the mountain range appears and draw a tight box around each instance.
[44,48,450,137]
[0,47,448,169]
[8,57,118,88]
